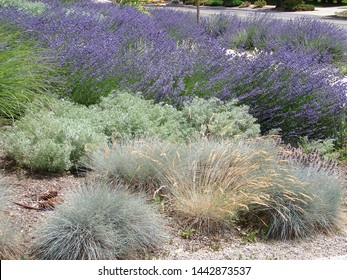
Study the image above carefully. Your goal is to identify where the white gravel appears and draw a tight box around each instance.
[157,225,347,260]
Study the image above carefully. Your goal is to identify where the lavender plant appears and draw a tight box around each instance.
[278,144,340,175]
[1,0,345,140]
[149,8,205,43]
[218,48,346,140]
[205,13,347,61]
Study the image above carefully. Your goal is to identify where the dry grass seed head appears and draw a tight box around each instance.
[164,139,283,232]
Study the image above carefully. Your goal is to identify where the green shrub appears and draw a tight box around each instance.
[0,0,46,15]
[183,0,193,4]
[0,24,55,124]
[0,180,20,259]
[239,1,251,7]
[223,0,243,6]
[30,182,166,260]
[205,0,224,5]
[185,0,223,5]
[292,4,315,11]
[253,0,267,8]
[283,0,302,9]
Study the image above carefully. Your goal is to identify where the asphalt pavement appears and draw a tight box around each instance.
[153,4,347,31]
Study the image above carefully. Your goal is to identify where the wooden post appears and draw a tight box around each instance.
[197,0,200,24]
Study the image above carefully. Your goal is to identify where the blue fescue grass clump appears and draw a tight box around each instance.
[30,182,167,260]
[87,139,175,192]
[242,163,344,239]
[1,0,345,140]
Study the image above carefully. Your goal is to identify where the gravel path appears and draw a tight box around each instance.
[159,226,347,260]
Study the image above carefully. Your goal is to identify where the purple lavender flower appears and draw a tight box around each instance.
[1,0,345,140]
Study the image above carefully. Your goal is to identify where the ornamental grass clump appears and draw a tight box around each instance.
[161,138,344,238]
[242,163,344,239]
[87,139,176,192]
[162,138,282,232]
[0,24,55,124]
[30,182,166,260]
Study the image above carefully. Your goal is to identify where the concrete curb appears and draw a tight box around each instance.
[152,3,347,18]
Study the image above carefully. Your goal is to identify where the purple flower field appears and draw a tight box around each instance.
[0,0,346,140]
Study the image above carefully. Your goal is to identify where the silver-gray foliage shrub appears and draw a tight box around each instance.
[4,91,259,173]
[182,97,260,138]
[94,91,191,141]
[30,182,166,260]
[4,98,107,173]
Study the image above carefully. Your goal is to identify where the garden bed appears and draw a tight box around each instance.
[1,149,347,260]
[1,0,346,260]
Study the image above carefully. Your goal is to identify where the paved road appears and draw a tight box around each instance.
[156,4,347,31]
